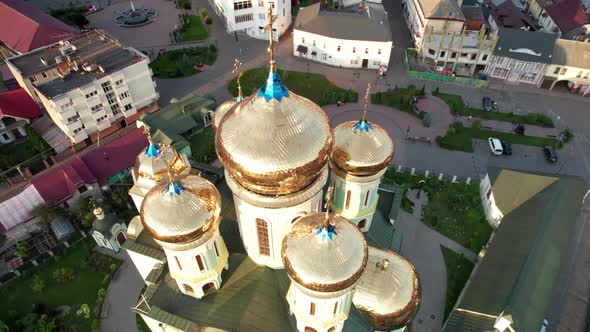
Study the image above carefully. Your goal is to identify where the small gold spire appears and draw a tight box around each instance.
[362,83,371,122]
[142,124,153,144]
[263,4,278,72]
[157,144,175,184]
[233,59,243,98]
[323,185,334,227]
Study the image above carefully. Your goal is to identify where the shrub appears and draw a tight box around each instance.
[31,275,45,293]
[205,16,212,25]
[209,44,217,53]
[53,267,75,283]
[447,127,457,135]
[199,8,208,18]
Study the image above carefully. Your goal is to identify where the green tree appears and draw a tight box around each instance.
[31,275,45,293]
[53,267,75,283]
[24,125,51,154]
[15,241,30,258]
[31,203,68,224]
[199,8,208,18]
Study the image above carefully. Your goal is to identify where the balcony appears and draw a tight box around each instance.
[86,95,102,107]
[58,108,77,122]
[66,121,83,133]
[91,108,108,121]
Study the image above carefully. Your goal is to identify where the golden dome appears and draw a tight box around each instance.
[133,144,190,182]
[331,119,394,176]
[212,95,245,130]
[282,213,368,292]
[215,74,333,196]
[140,175,221,244]
[353,246,421,330]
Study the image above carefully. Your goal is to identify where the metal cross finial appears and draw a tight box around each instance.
[88,197,97,209]
[324,185,334,226]
[233,59,243,98]
[362,83,371,121]
[142,124,153,143]
[156,144,175,184]
[264,4,278,72]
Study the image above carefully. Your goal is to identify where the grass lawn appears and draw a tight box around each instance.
[441,245,474,320]
[149,46,217,78]
[228,67,358,106]
[0,139,40,170]
[177,14,208,42]
[384,169,492,253]
[437,122,559,152]
[0,239,119,330]
[434,92,554,127]
[371,85,425,118]
[190,127,216,163]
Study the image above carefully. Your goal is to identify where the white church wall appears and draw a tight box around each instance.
[287,284,353,332]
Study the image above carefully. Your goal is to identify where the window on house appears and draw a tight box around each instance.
[460,52,468,57]
[269,1,275,8]
[373,61,380,66]
[439,51,446,58]
[333,301,338,316]
[96,115,108,123]
[235,13,254,23]
[196,255,205,271]
[41,72,48,79]
[111,104,121,116]
[345,190,351,209]
[175,256,182,270]
[67,113,80,124]
[553,66,561,74]
[378,49,382,54]
[29,76,37,83]
[492,67,509,77]
[470,54,477,60]
[214,241,220,257]
[352,47,356,53]
[302,37,305,43]
[519,72,537,82]
[313,40,316,46]
[364,190,370,207]
[337,46,341,52]
[85,90,98,98]
[114,79,124,86]
[101,81,112,93]
[124,104,133,111]
[428,49,435,56]
[119,91,129,99]
[78,185,88,194]
[486,188,492,199]
[234,0,252,10]
[310,302,316,315]
[482,54,488,61]
[91,104,103,113]
[256,218,270,256]
[365,48,369,54]
[560,68,567,75]
[1,133,9,140]
[350,59,358,65]
[450,52,457,59]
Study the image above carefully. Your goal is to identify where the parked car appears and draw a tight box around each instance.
[488,137,503,155]
[540,319,549,332]
[543,146,558,163]
[501,141,512,155]
[482,97,496,111]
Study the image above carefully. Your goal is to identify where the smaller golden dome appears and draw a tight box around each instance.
[140,175,221,244]
[133,144,190,183]
[331,119,394,176]
[282,213,367,292]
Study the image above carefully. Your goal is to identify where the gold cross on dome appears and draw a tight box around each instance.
[142,124,152,142]
[264,4,278,72]
[362,83,372,121]
[233,59,243,98]
[156,143,175,184]
[323,185,334,226]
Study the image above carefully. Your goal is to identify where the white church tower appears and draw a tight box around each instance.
[330,84,394,232]
[140,165,229,299]
[282,204,368,332]
[128,126,190,211]
[215,6,333,269]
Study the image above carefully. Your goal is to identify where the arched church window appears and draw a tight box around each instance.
[358,219,367,229]
[305,327,317,332]
[364,190,370,207]
[256,218,270,256]
[196,255,205,271]
[175,256,183,270]
[345,190,351,209]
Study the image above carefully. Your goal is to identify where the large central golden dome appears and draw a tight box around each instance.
[215,72,333,196]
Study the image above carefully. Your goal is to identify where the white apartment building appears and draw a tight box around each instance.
[209,0,291,40]
[543,38,590,96]
[483,28,557,86]
[6,31,158,148]
[401,0,466,47]
[293,2,392,70]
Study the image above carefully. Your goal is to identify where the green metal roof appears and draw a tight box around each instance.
[445,169,586,332]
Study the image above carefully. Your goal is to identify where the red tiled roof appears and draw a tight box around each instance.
[82,128,148,185]
[0,0,79,54]
[0,88,42,120]
[546,0,588,34]
[31,157,97,204]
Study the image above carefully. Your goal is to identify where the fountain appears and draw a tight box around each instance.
[114,1,158,27]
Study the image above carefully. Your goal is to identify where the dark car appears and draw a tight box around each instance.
[501,141,512,155]
[482,97,496,111]
[543,146,558,163]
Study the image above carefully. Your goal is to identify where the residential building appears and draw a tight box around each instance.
[401,0,465,48]
[6,31,158,148]
[483,28,557,86]
[209,0,291,40]
[486,0,538,31]
[537,0,588,35]
[0,88,42,144]
[445,168,586,331]
[293,2,392,70]
[137,94,214,158]
[543,39,590,95]
[0,0,78,60]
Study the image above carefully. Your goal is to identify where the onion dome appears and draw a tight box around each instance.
[133,141,190,183]
[215,71,333,196]
[282,213,368,292]
[212,94,244,130]
[353,246,421,330]
[140,175,221,244]
[331,112,394,177]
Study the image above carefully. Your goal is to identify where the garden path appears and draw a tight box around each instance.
[97,247,142,332]
[395,189,477,332]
